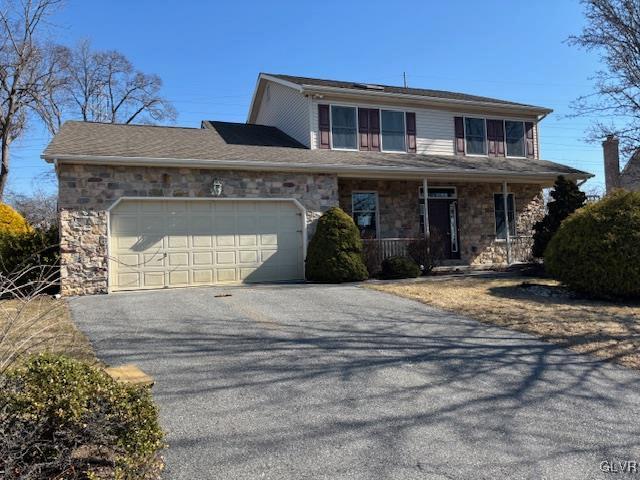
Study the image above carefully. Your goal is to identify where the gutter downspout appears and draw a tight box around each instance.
[502,181,512,265]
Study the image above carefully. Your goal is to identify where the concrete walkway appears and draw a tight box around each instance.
[70,284,640,480]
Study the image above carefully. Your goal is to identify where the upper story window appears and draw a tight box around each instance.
[318,104,416,153]
[455,116,534,158]
[331,105,357,150]
[464,117,486,155]
[505,120,525,157]
[381,110,406,152]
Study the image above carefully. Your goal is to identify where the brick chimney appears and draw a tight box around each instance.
[603,134,620,194]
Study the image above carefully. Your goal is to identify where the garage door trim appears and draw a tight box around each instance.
[106,196,307,293]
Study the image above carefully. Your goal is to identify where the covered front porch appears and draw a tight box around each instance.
[337,177,545,266]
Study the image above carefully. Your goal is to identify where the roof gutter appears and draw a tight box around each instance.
[43,154,593,183]
[299,84,553,116]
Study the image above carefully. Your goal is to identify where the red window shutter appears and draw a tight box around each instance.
[487,120,496,156]
[318,104,330,149]
[406,112,416,153]
[525,122,535,157]
[454,117,465,154]
[496,120,505,156]
[358,108,370,151]
[487,120,505,157]
[369,109,380,151]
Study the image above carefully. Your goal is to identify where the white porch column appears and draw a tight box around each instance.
[502,181,512,264]
[422,177,430,239]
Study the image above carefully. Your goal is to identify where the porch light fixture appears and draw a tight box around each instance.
[210,179,223,197]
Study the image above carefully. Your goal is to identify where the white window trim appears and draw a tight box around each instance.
[492,191,517,240]
[504,120,527,159]
[463,117,488,157]
[380,108,407,153]
[329,104,359,151]
[351,190,380,239]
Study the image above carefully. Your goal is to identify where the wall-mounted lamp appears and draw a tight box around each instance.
[211,179,223,197]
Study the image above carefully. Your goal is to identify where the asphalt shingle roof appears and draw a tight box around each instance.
[267,73,550,111]
[43,121,591,180]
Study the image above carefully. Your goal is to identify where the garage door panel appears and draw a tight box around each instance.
[143,272,165,288]
[117,272,140,289]
[167,216,188,232]
[143,253,164,268]
[192,252,213,266]
[216,251,235,265]
[238,250,258,264]
[216,234,235,247]
[214,216,236,233]
[238,234,257,247]
[217,268,237,282]
[168,253,189,266]
[193,269,213,284]
[260,234,278,246]
[113,216,138,234]
[169,270,189,286]
[110,200,304,291]
[192,235,212,248]
[167,235,188,249]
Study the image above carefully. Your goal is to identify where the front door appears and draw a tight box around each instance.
[428,199,460,260]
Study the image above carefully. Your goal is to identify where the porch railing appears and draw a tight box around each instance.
[362,238,419,271]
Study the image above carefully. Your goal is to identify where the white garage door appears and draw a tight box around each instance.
[109,199,304,291]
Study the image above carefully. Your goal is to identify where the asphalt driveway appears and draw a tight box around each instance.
[70,284,640,480]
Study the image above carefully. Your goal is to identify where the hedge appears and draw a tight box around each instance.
[305,207,368,283]
[545,190,640,298]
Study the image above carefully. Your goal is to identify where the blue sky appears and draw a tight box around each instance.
[10,0,606,195]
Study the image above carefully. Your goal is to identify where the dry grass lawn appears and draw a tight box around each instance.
[370,276,640,370]
[0,296,96,371]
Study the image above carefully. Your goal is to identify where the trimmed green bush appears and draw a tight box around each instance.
[381,256,421,279]
[305,207,368,282]
[0,202,31,235]
[0,354,164,479]
[532,175,586,258]
[545,190,640,298]
[0,226,59,295]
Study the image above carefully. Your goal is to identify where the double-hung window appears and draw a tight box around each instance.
[352,192,378,238]
[331,106,357,150]
[494,193,516,239]
[465,117,486,155]
[505,121,525,157]
[380,110,406,152]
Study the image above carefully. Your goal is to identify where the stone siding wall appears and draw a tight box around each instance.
[338,179,544,265]
[338,179,422,238]
[58,164,338,295]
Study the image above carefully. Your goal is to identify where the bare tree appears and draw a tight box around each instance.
[0,0,64,198]
[569,0,640,158]
[40,39,177,132]
[5,186,56,228]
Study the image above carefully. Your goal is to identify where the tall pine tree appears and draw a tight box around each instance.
[532,176,587,258]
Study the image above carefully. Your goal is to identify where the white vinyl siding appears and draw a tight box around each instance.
[255,81,311,147]
[310,98,540,158]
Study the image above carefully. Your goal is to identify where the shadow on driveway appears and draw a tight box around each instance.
[70,284,640,480]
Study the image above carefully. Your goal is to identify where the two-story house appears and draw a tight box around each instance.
[43,73,592,295]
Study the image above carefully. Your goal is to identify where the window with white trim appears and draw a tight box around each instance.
[494,193,516,239]
[465,117,486,155]
[352,192,378,238]
[381,110,406,152]
[331,105,357,149]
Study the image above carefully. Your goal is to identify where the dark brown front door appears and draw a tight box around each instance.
[428,199,460,260]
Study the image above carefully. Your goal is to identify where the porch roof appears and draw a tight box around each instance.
[43,121,592,183]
